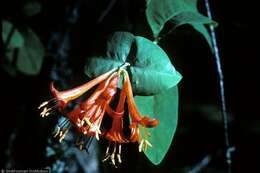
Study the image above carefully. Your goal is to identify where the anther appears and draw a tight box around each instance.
[111,144,117,165]
[117,144,122,163]
[38,101,48,109]
[84,118,93,127]
[138,139,144,152]
[53,126,61,137]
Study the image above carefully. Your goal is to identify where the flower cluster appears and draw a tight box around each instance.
[38,64,159,166]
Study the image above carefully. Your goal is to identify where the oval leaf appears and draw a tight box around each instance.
[146,0,217,49]
[135,85,179,165]
[84,32,182,95]
[16,28,45,75]
[2,20,24,48]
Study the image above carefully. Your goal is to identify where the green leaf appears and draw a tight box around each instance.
[135,85,179,165]
[145,0,217,48]
[169,11,215,49]
[84,32,182,95]
[191,23,213,50]
[23,1,42,17]
[2,27,45,76]
[16,28,45,75]
[2,20,24,48]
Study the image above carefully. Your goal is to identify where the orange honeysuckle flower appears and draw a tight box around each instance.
[38,68,117,117]
[67,73,120,140]
[39,62,160,165]
[104,109,128,143]
[121,69,159,152]
[102,69,160,166]
[102,78,128,166]
[105,79,128,143]
[122,69,159,128]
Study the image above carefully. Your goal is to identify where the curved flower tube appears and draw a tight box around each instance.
[122,69,159,128]
[38,68,117,117]
[105,81,128,143]
[67,74,120,140]
[119,69,159,153]
[51,68,117,106]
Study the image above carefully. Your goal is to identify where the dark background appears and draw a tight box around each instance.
[1,0,259,172]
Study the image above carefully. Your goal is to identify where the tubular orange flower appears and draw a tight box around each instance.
[122,69,159,128]
[121,69,159,152]
[102,76,129,166]
[38,68,117,117]
[39,62,161,165]
[67,73,120,140]
[105,80,128,143]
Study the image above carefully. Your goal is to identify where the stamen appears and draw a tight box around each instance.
[59,130,63,137]
[38,99,59,117]
[106,146,110,154]
[138,139,144,152]
[94,127,101,140]
[40,107,51,117]
[77,139,86,151]
[58,128,69,143]
[59,136,65,143]
[82,118,93,127]
[117,154,122,164]
[102,143,111,162]
[53,126,61,138]
[118,144,122,154]
[75,135,89,151]
[38,99,59,109]
[75,135,84,149]
[95,131,99,140]
[145,140,152,147]
[80,120,85,126]
[117,144,122,163]
[143,140,152,152]
[102,155,110,162]
[39,106,52,117]
[38,101,48,109]
[111,144,116,166]
[79,142,84,150]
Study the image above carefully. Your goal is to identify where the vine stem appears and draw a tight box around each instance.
[204,0,235,172]
[97,0,117,23]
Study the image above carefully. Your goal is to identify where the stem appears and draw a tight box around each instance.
[119,62,130,69]
[204,1,234,172]
[97,0,117,23]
